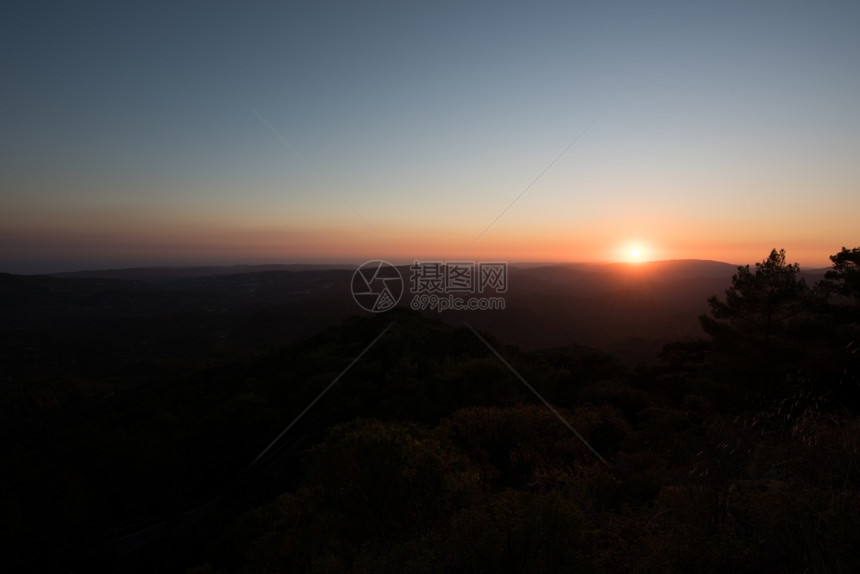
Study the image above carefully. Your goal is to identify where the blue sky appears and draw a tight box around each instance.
[2,0,859,272]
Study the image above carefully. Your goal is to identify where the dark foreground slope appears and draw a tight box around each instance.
[1,306,624,572]
[2,260,854,572]
[2,304,859,572]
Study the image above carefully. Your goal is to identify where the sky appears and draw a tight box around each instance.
[2,0,859,273]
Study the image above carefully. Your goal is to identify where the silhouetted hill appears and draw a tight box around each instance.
[3,259,827,367]
[0,270,358,384]
[442,260,742,362]
[2,259,759,366]
[51,263,354,283]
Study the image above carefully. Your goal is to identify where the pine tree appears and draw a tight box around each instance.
[699,249,813,397]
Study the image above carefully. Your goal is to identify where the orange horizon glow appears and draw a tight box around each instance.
[1,218,846,274]
[0,200,850,273]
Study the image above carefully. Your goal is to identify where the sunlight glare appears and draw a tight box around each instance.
[617,241,651,263]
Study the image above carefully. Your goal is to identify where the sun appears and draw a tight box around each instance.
[618,242,651,263]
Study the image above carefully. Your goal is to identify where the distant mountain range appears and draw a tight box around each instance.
[52,263,355,282]
[0,259,827,366]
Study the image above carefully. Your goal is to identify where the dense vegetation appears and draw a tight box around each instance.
[1,248,858,572]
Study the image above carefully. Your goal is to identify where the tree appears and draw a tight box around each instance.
[823,246,860,306]
[699,249,813,397]
[817,247,860,408]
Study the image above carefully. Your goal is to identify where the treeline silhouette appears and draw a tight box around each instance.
[0,248,858,572]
